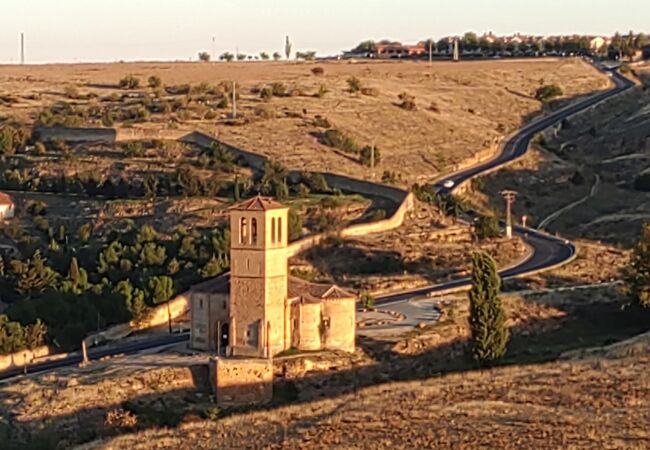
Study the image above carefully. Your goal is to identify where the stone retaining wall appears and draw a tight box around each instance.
[0,345,51,372]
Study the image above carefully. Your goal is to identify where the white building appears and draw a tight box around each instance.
[0,193,15,220]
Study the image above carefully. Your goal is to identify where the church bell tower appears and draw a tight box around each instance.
[228,196,290,357]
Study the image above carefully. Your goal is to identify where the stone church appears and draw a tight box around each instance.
[190,196,357,358]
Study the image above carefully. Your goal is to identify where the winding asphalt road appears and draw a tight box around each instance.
[0,62,634,381]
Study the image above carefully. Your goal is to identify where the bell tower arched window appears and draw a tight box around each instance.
[240,217,248,244]
[251,218,258,245]
[271,217,276,244]
[277,217,282,243]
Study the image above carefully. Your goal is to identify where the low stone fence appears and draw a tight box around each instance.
[32,126,116,145]
[0,345,51,372]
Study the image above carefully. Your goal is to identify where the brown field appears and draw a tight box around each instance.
[0,58,609,184]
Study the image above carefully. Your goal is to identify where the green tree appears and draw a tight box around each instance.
[147,275,174,305]
[288,209,303,241]
[624,223,650,308]
[9,250,59,296]
[143,174,158,200]
[61,256,89,294]
[115,280,148,321]
[272,51,281,61]
[259,52,270,60]
[200,254,225,279]
[468,251,509,365]
[474,215,501,240]
[77,223,93,242]
[139,242,167,267]
[198,51,211,62]
[0,127,16,156]
[148,75,162,89]
[220,52,234,62]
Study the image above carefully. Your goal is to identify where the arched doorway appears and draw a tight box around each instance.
[220,323,229,355]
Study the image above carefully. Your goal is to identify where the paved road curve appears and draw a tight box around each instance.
[374,64,634,307]
[0,63,634,381]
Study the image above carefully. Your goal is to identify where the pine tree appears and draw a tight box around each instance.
[624,223,650,308]
[69,256,81,287]
[468,251,509,365]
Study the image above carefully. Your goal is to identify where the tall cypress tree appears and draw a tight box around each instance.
[468,251,509,365]
[624,223,650,308]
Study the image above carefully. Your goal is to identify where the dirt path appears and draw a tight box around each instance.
[538,174,601,230]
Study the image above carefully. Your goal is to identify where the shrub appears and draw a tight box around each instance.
[26,200,47,216]
[311,66,325,76]
[123,141,146,157]
[473,215,500,240]
[49,138,69,153]
[216,97,229,109]
[148,75,162,89]
[270,82,287,97]
[204,109,217,120]
[398,92,416,110]
[360,291,375,309]
[315,84,329,98]
[321,129,359,154]
[105,408,138,430]
[303,172,330,193]
[381,170,401,184]
[254,104,276,119]
[63,85,79,99]
[347,76,361,93]
[312,115,331,128]
[359,145,380,166]
[260,86,274,101]
[535,84,563,103]
[34,141,47,155]
[198,51,211,62]
[119,75,140,90]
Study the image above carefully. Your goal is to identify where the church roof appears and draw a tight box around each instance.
[0,192,14,206]
[229,195,287,212]
[190,273,355,303]
[288,276,356,303]
[191,273,230,294]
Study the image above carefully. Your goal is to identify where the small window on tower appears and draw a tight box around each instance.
[271,217,276,244]
[240,217,248,244]
[277,217,282,243]
[251,218,258,244]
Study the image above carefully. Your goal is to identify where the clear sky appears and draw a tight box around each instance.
[1,0,648,63]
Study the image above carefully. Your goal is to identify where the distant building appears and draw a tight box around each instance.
[0,193,15,220]
[190,195,357,357]
[372,41,427,59]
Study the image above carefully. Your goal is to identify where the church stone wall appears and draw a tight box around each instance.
[210,357,273,407]
[297,302,322,351]
[323,299,357,353]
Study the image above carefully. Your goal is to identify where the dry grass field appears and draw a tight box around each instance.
[86,352,650,450]
[0,58,609,184]
[3,287,649,449]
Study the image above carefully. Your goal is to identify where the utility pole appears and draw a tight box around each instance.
[500,190,517,239]
[231,81,237,118]
[212,36,216,62]
[20,33,25,65]
[453,38,460,62]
